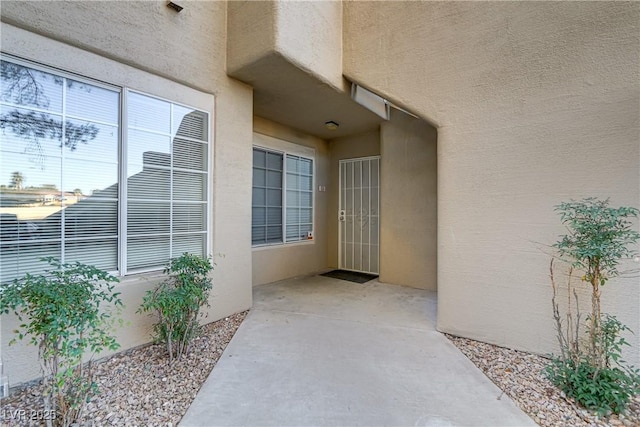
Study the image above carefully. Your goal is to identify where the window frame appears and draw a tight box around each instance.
[283,153,314,243]
[251,146,285,246]
[0,54,212,280]
[251,144,315,248]
[122,89,211,275]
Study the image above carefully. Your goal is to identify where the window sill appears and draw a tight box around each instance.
[116,269,165,287]
[252,240,315,251]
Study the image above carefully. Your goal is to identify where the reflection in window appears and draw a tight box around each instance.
[0,59,119,281]
[251,148,313,246]
[126,92,208,272]
[0,58,210,283]
[285,155,313,242]
[252,149,283,245]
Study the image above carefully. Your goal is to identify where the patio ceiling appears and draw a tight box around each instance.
[228,52,384,140]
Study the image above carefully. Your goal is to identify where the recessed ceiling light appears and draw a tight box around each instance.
[324,121,339,131]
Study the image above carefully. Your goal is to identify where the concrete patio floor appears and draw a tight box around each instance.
[180,275,536,426]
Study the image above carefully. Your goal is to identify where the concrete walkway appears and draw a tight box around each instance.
[180,276,535,426]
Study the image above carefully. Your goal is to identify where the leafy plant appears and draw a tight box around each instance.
[0,258,122,427]
[546,359,638,416]
[138,253,214,363]
[554,197,639,357]
[545,315,640,415]
[547,198,640,415]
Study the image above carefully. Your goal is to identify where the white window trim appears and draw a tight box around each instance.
[122,89,212,275]
[0,52,214,279]
[252,135,316,249]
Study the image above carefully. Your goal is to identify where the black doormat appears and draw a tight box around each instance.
[320,269,379,284]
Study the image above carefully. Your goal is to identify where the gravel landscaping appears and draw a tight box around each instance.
[0,311,248,427]
[3,308,638,427]
[447,334,640,427]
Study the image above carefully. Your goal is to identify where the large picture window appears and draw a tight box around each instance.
[252,147,313,246]
[0,58,210,283]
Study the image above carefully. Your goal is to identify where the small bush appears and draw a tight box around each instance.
[0,257,122,427]
[547,198,640,416]
[546,315,640,415]
[138,253,214,363]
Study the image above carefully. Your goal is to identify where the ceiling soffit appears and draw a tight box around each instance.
[228,51,383,140]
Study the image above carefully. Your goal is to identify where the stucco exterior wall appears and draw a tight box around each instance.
[327,130,381,268]
[252,118,330,285]
[228,0,343,91]
[344,1,640,363]
[380,111,437,291]
[1,1,229,94]
[1,1,253,384]
[227,0,277,77]
[274,0,343,90]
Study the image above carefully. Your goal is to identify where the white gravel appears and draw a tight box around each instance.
[447,334,640,427]
[0,311,248,427]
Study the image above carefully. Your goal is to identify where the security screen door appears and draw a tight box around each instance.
[339,157,380,274]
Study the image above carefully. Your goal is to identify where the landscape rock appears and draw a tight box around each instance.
[0,311,248,426]
[447,334,640,427]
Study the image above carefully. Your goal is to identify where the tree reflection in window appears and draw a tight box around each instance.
[0,60,118,282]
[0,58,208,282]
[0,61,100,168]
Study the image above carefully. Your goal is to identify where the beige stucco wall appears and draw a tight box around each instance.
[327,130,381,268]
[344,1,640,363]
[274,0,343,90]
[227,0,277,77]
[228,0,343,90]
[252,117,330,285]
[1,1,253,384]
[380,111,437,290]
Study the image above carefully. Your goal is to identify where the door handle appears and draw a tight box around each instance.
[339,210,345,222]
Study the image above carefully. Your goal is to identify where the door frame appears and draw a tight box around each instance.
[338,156,380,274]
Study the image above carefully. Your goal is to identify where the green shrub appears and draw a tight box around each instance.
[553,198,639,359]
[546,360,638,415]
[548,198,639,416]
[546,315,640,415]
[138,253,214,363]
[0,257,122,427]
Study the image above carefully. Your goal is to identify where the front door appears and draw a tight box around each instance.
[339,157,380,274]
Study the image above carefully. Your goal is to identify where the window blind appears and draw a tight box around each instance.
[0,58,210,283]
[251,148,313,246]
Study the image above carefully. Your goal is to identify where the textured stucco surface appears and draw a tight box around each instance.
[1,1,253,384]
[1,1,228,94]
[229,0,343,90]
[227,0,277,78]
[227,0,381,140]
[274,0,343,90]
[380,111,437,291]
[327,130,381,268]
[252,118,330,286]
[344,1,640,363]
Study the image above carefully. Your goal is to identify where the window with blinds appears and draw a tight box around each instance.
[285,155,313,242]
[0,58,209,283]
[126,92,208,272]
[251,147,313,246]
[252,148,283,245]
